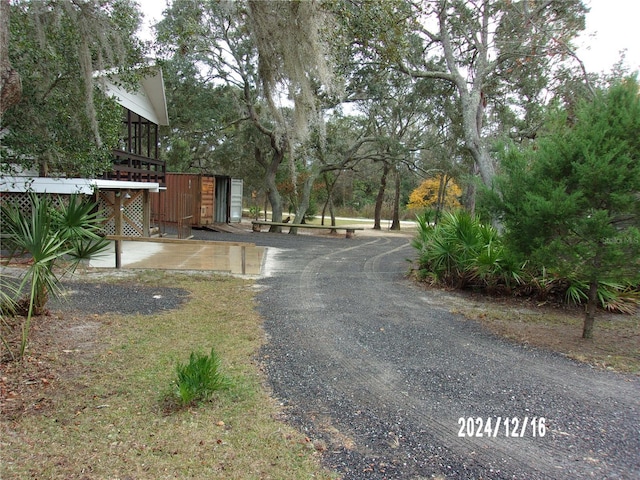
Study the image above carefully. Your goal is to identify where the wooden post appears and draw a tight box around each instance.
[115,239,122,269]
[143,190,150,236]
[115,192,123,236]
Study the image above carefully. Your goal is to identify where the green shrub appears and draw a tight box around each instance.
[413,210,521,290]
[174,348,232,406]
[248,205,262,220]
[412,211,639,313]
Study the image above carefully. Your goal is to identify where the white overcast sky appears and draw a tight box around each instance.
[136,0,640,75]
[577,0,640,73]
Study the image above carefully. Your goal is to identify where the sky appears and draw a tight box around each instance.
[136,0,640,75]
[576,0,640,73]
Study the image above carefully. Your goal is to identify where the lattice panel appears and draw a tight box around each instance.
[1,192,71,214]
[2,190,146,237]
[0,192,32,214]
[97,192,116,236]
[122,192,144,236]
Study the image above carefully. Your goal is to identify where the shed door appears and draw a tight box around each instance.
[214,177,229,222]
[230,179,243,223]
[199,176,215,225]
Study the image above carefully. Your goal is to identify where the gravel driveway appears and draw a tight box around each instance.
[41,226,639,479]
[234,230,640,480]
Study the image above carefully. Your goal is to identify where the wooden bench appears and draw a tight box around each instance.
[251,221,364,238]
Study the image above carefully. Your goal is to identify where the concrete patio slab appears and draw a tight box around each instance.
[90,237,265,275]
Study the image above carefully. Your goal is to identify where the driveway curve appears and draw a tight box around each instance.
[248,231,639,480]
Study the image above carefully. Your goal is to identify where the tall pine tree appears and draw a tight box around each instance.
[494,78,640,338]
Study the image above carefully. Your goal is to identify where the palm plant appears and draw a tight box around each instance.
[411,210,436,252]
[174,348,232,406]
[416,211,480,286]
[0,275,19,361]
[52,193,111,261]
[564,278,640,314]
[1,193,109,358]
[413,210,522,290]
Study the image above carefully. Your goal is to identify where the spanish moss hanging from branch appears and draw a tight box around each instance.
[246,0,338,193]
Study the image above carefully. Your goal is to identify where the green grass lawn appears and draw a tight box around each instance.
[0,271,336,479]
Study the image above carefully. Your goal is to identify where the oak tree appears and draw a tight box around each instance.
[335,0,589,190]
[156,0,336,230]
[1,0,145,177]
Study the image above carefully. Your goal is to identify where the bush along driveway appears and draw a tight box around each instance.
[255,233,640,480]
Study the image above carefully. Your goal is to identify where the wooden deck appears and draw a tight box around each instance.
[103,150,166,186]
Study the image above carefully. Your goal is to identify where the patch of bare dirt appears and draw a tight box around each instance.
[0,311,103,420]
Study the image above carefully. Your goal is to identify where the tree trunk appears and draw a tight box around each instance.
[290,171,318,234]
[460,90,495,189]
[265,151,284,232]
[582,279,598,339]
[373,162,390,230]
[263,193,269,221]
[244,76,288,233]
[436,174,445,217]
[440,7,494,192]
[464,164,479,215]
[435,174,450,224]
[321,197,337,232]
[0,0,22,114]
[33,287,49,317]
[328,197,336,233]
[390,166,401,230]
[321,172,338,233]
[466,181,477,216]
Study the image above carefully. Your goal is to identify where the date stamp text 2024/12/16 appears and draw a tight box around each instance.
[458,417,546,438]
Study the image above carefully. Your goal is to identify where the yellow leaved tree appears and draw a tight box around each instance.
[407,175,462,211]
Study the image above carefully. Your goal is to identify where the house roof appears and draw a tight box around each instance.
[98,66,169,126]
[1,176,160,194]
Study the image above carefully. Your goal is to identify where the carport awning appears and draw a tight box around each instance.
[1,176,161,194]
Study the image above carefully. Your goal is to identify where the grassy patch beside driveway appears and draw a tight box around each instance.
[1,272,335,479]
[451,293,640,374]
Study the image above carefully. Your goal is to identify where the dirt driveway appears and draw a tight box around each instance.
[252,232,640,479]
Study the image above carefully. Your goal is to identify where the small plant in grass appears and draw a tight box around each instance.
[174,347,232,406]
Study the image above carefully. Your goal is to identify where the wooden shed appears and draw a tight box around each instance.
[152,174,243,231]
